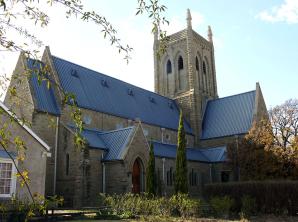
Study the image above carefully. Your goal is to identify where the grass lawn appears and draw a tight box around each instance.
[63,215,298,222]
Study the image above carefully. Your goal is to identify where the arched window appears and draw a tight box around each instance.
[178,56,184,70]
[66,154,70,176]
[189,169,198,186]
[167,167,174,186]
[195,57,199,71]
[203,60,208,92]
[203,61,207,74]
[166,60,172,74]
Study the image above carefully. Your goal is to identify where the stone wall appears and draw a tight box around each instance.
[155,157,211,197]
[0,108,48,201]
[4,53,35,124]
[200,135,242,148]
[56,125,106,207]
[105,161,129,194]
[31,113,57,196]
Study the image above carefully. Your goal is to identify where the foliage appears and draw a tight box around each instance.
[136,0,169,56]
[174,111,188,194]
[228,117,298,180]
[210,196,234,218]
[169,193,200,218]
[0,194,63,221]
[146,143,155,195]
[102,193,200,219]
[205,180,298,216]
[240,195,256,218]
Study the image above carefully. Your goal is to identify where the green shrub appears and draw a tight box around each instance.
[241,195,256,218]
[103,192,200,218]
[210,196,234,218]
[204,180,298,215]
[169,193,200,218]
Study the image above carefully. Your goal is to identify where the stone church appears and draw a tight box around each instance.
[3,9,267,207]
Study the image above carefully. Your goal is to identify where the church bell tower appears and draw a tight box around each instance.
[153,9,218,144]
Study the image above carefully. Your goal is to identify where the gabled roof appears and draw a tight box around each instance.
[201,90,256,139]
[51,56,192,134]
[100,127,135,161]
[70,125,135,161]
[0,101,51,152]
[27,59,61,116]
[152,141,226,163]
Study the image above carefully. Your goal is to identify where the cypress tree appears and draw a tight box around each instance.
[175,110,188,194]
[146,142,155,195]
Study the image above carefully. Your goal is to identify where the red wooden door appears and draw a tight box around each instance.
[132,160,140,193]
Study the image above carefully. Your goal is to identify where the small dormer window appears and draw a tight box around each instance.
[149,96,155,103]
[168,101,173,109]
[83,115,92,125]
[127,88,134,96]
[178,56,184,70]
[166,60,172,74]
[70,69,79,78]
[101,79,108,87]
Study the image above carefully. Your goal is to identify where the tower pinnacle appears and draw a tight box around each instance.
[186,9,192,28]
[208,25,213,43]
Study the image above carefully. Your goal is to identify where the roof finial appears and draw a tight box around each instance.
[186,8,192,28]
[208,25,213,43]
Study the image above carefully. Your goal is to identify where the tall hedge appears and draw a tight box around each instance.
[204,180,298,215]
[175,111,188,194]
[146,143,155,195]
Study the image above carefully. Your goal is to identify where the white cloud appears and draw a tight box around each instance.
[256,0,298,24]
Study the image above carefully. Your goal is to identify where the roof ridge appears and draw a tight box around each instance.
[98,126,135,135]
[152,140,226,151]
[151,140,176,146]
[51,55,177,102]
[68,124,135,134]
[209,90,256,103]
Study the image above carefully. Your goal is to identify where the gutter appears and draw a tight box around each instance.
[53,116,60,195]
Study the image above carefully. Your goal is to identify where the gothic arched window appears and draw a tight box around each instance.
[166,60,172,74]
[66,154,70,176]
[167,167,174,186]
[203,61,207,74]
[178,56,184,70]
[195,57,199,71]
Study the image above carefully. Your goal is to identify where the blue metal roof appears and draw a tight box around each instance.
[51,56,192,134]
[152,141,226,163]
[0,150,16,159]
[69,126,225,163]
[201,91,256,139]
[100,127,135,161]
[27,59,61,116]
[71,126,135,161]
[200,146,227,162]
[80,128,107,149]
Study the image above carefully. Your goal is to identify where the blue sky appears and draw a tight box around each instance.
[1,0,297,108]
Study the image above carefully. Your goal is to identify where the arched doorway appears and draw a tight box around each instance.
[132,159,142,193]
